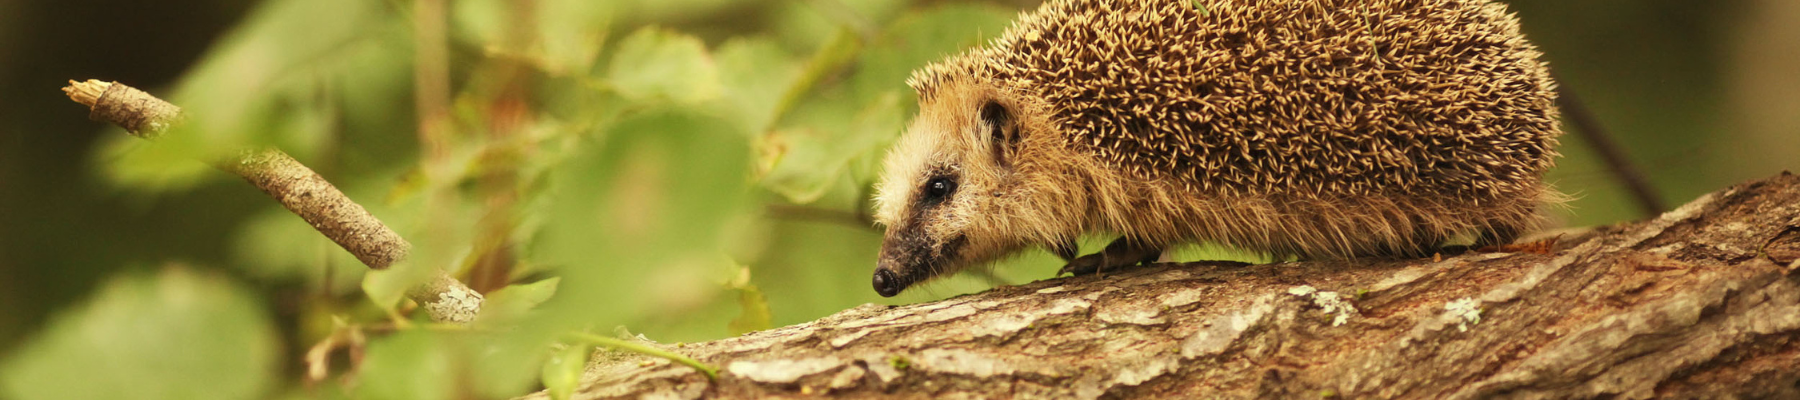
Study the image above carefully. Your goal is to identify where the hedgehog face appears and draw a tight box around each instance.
[871,81,1031,297]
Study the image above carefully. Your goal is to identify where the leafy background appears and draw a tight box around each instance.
[0,0,1793,398]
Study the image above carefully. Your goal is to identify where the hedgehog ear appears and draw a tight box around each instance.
[981,100,1017,167]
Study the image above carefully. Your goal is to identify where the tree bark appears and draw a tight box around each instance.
[533,172,1800,399]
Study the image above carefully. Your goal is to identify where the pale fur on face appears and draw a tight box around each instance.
[872,79,1072,283]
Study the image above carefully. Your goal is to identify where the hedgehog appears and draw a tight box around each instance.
[868,0,1562,297]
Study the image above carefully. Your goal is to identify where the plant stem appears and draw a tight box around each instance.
[566,332,719,380]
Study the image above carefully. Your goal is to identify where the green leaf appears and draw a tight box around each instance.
[232,209,365,291]
[354,330,454,400]
[726,265,772,335]
[759,92,904,204]
[472,330,561,399]
[612,0,739,24]
[357,329,556,399]
[362,179,477,314]
[451,0,508,49]
[851,4,1015,101]
[1,267,278,400]
[715,38,803,135]
[778,29,865,127]
[536,0,615,74]
[454,0,615,75]
[361,266,430,314]
[97,0,408,193]
[383,166,430,206]
[755,5,1010,206]
[540,344,588,400]
[535,108,751,332]
[603,28,720,104]
[757,127,833,203]
[481,278,562,325]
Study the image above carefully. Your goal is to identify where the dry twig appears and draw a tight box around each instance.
[62,79,481,323]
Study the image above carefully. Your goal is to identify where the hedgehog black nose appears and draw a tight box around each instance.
[873,268,903,297]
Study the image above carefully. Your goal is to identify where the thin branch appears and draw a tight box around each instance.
[224,148,412,268]
[766,204,877,230]
[1557,82,1667,216]
[804,0,879,44]
[413,0,452,162]
[64,80,179,139]
[61,79,481,323]
[406,271,484,323]
[304,318,368,386]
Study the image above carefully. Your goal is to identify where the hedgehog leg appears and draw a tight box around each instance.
[1059,237,1162,276]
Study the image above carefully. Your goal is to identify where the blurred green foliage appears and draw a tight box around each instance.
[1,267,278,400]
[0,0,1787,399]
[6,0,1035,397]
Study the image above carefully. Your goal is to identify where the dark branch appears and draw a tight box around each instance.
[766,204,877,230]
[1557,82,1668,216]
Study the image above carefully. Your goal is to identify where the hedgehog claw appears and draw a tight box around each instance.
[1058,238,1161,276]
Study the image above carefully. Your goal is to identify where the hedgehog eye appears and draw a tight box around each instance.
[923,176,957,202]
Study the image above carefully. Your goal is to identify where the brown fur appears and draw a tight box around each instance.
[873,0,1562,293]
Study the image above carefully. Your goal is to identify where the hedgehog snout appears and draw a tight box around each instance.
[872,267,904,297]
[874,230,941,297]
[873,241,920,297]
[875,219,932,297]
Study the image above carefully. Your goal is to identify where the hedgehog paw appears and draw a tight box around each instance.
[1058,238,1161,276]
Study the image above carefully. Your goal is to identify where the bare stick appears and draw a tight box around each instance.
[1557,85,1667,216]
[222,148,411,268]
[65,79,179,139]
[805,0,879,43]
[62,79,480,323]
[765,204,876,230]
[413,0,451,161]
[407,271,484,323]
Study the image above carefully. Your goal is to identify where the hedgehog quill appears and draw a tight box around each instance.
[870,0,1561,297]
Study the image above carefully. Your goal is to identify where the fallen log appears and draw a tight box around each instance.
[534,172,1800,399]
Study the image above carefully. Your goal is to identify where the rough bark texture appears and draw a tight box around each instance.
[86,80,181,139]
[222,148,412,270]
[531,172,1800,399]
